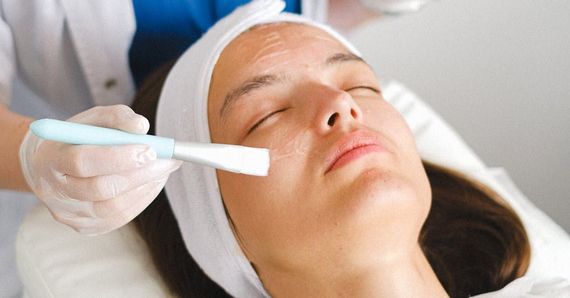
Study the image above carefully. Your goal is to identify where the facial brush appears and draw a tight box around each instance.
[30,119,270,176]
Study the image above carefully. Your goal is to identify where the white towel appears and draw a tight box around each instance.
[155,0,358,296]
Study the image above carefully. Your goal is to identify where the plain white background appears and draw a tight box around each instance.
[350,0,570,231]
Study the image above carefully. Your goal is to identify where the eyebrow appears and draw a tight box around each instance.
[219,52,367,120]
[325,52,365,65]
[219,74,283,118]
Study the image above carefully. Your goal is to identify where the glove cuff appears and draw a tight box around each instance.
[19,130,42,192]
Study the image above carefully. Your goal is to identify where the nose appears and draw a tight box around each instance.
[306,85,363,134]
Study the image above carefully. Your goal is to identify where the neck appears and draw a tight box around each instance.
[259,245,449,298]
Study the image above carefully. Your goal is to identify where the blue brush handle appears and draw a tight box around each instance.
[30,119,175,159]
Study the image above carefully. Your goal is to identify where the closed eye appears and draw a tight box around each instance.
[247,108,288,135]
[346,85,381,94]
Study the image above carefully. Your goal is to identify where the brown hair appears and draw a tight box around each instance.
[131,62,530,298]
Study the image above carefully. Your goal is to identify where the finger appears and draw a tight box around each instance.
[89,170,173,219]
[61,159,180,202]
[68,105,150,134]
[42,194,94,220]
[55,178,168,235]
[55,143,156,177]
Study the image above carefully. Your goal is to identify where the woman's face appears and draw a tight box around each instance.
[208,23,431,276]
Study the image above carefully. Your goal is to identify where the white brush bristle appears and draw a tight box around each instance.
[232,147,270,176]
[173,142,270,176]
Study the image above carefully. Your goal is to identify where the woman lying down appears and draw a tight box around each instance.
[129,1,569,297]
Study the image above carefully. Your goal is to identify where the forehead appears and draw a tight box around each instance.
[209,23,350,101]
[216,23,349,74]
[232,23,344,55]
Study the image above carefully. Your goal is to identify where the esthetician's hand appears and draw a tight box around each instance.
[19,105,182,235]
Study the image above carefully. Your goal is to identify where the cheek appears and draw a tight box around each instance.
[216,125,315,261]
[243,119,318,173]
[217,169,308,266]
[361,100,417,153]
[361,100,431,210]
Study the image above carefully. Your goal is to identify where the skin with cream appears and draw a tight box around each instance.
[207,23,448,297]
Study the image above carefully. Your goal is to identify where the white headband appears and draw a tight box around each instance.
[155,0,359,296]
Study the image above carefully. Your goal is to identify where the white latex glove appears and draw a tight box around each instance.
[19,105,182,235]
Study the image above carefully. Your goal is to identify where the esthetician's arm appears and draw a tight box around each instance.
[327,0,381,33]
[0,103,33,192]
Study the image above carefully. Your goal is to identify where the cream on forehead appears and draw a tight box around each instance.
[229,23,349,74]
[235,24,344,57]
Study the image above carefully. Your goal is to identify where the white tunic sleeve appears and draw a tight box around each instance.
[0,2,15,106]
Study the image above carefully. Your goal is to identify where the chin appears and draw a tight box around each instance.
[326,163,427,255]
[346,166,421,211]
[332,154,428,209]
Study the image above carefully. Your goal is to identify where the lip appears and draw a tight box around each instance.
[324,130,387,174]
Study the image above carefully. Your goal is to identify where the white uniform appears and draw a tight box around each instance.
[0,0,136,116]
[1,2,136,296]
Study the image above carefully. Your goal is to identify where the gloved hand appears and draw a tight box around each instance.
[19,105,182,235]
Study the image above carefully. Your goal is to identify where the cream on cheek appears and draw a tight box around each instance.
[238,94,322,165]
[265,99,383,168]
[244,121,319,180]
[267,127,313,163]
[248,100,376,173]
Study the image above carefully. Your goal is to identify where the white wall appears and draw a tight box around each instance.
[349,0,570,231]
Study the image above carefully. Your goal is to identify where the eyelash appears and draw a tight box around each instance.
[248,108,288,135]
[346,85,381,94]
[246,86,379,135]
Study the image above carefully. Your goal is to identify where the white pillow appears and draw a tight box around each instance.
[381,80,570,281]
[16,80,570,296]
[16,204,173,298]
